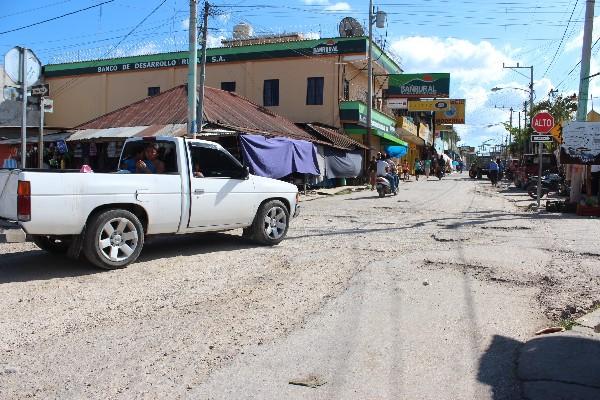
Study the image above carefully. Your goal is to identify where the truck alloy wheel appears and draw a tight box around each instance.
[84,209,144,269]
[246,200,289,245]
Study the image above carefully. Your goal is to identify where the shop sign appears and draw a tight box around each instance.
[387,73,450,99]
[408,99,450,112]
[312,40,339,55]
[387,98,408,109]
[560,121,600,165]
[396,116,417,135]
[435,99,465,124]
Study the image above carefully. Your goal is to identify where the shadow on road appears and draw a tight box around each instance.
[0,250,99,284]
[478,335,524,400]
[0,232,260,284]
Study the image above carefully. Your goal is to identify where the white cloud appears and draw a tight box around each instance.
[181,18,189,29]
[565,16,600,53]
[207,33,226,48]
[325,2,351,11]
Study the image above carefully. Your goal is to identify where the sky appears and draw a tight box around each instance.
[1,0,599,147]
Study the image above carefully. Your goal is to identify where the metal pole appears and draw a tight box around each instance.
[187,0,198,137]
[39,98,44,168]
[197,1,209,138]
[508,107,513,158]
[577,0,595,197]
[20,47,28,169]
[366,0,373,158]
[577,0,595,121]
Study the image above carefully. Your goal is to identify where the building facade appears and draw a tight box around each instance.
[43,35,414,152]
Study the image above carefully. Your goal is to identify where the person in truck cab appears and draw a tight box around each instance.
[136,143,165,174]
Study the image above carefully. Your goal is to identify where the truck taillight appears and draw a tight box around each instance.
[17,180,31,222]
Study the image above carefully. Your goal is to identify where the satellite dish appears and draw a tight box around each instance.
[338,17,364,37]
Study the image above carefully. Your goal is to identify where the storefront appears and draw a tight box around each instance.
[339,101,408,155]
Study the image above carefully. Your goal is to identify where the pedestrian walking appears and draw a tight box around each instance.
[402,160,410,181]
[368,155,377,190]
[424,158,431,179]
[488,159,499,186]
[414,159,422,181]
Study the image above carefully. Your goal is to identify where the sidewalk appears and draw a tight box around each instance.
[518,309,600,400]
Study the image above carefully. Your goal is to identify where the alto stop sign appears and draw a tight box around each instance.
[532,112,555,134]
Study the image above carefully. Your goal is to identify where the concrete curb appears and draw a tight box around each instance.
[518,310,600,400]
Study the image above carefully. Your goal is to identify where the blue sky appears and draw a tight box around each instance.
[1,0,599,147]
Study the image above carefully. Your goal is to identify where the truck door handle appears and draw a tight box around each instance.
[136,189,150,201]
[194,189,205,194]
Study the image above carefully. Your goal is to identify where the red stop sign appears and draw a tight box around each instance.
[532,112,555,133]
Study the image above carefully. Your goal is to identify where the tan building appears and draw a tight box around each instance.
[43,35,412,151]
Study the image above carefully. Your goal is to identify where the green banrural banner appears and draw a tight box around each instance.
[386,73,450,99]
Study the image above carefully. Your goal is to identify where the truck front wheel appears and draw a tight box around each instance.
[246,200,289,246]
[83,209,144,270]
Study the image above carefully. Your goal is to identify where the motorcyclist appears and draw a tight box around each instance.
[376,154,397,194]
[437,155,446,178]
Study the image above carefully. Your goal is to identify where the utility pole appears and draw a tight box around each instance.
[577,0,595,121]
[187,0,198,137]
[196,1,209,138]
[20,47,28,168]
[508,107,513,158]
[366,0,373,158]
[577,0,595,198]
[503,63,534,152]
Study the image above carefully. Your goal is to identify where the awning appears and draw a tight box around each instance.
[66,124,187,141]
[339,100,408,148]
[0,132,72,145]
[344,125,408,147]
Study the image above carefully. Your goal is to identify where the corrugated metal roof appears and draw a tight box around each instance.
[67,124,186,141]
[305,124,368,151]
[76,85,319,143]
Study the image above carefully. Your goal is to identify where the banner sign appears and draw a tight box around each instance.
[560,121,600,164]
[386,73,450,99]
[408,99,450,112]
[435,99,465,124]
[387,98,408,109]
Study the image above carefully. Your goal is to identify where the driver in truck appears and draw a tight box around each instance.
[136,143,165,174]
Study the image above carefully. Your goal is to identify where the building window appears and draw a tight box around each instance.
[221,81,236,92]
[147,86,160,97]
[306,77,324,105]
[342,79,349,101]
[263,79,279,107]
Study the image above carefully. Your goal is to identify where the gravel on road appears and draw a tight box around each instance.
[0,174,598,399]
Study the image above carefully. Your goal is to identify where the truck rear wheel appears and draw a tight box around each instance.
[83,209,144,270]
[32,235,70,254]
[246,200,289,246]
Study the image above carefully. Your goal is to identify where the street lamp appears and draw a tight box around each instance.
[491,86,531,94]
[366,1,386,158]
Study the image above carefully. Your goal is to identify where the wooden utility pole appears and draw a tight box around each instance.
[187,0,198,136]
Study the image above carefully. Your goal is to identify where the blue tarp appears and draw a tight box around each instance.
[240,135,320,179]
[385,145,408,158]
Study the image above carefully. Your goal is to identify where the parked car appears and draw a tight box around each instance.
[0,137,300,269]
[513,153,557,189]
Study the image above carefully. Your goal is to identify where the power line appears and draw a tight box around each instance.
[541,0,579,78]
[0,0,115,36]
[52,0,170,99]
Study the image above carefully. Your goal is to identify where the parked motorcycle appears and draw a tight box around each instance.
[526,173,569,199]
[376,176,397,197]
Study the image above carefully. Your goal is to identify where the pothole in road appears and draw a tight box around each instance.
[479,226,532,231]
[430,233,470,242]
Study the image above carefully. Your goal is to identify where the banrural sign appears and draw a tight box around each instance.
[386,73,450,99]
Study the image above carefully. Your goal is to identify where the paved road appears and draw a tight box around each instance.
[0,174,598,399]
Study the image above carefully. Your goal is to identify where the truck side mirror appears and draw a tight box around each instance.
[242,166,250,179]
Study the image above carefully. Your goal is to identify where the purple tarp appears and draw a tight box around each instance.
[240,135,320,179]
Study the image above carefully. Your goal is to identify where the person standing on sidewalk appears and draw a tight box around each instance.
[368,155,377,190]
[414,159,422,181]
[488,159,499,186]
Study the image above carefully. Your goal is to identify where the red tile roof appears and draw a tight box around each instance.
[76,85,318,142]
[304,123,368,151]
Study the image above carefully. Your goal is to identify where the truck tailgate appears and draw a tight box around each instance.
[0,170,19,221]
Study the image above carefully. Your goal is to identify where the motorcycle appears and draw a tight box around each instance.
[436,167,445,180]
[526,173,569,199]
[376,176,397,197]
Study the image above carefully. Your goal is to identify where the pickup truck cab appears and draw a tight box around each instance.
[0,137,299,269]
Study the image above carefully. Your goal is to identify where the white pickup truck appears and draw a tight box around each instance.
[0,137,299,269]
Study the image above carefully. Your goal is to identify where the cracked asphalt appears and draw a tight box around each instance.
[0,174,598,399]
